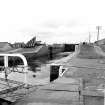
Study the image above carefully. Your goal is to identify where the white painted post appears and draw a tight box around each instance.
[4,56,8,80]
[4,56,8,68]
[59,65,63,77]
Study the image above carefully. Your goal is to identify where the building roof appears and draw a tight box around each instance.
[0,42,10,48]
[95,38,105,44]
[0,42,12,51]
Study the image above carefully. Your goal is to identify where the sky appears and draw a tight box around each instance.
[0,0,105,44]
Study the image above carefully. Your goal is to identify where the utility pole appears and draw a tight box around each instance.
[89,32,91,43]
[96,26,102,41]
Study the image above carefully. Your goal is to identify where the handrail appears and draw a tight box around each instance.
[0,53,28,85]
[0,53,28,67]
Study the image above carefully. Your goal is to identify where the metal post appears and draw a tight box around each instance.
[24,66,28,87]
[4,56,8,68]
[4,56,8,80]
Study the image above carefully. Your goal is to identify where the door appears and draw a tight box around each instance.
[50,65,60,82]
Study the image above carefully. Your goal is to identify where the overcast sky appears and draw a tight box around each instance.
[0,0,105,44]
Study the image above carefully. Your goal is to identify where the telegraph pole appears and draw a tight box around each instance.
[89,32,91,43]
[96,26,101,41]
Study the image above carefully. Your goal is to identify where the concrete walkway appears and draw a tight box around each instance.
[15,79,81,105]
